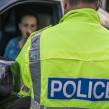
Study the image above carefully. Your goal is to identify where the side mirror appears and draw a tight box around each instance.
[0,57,20,96]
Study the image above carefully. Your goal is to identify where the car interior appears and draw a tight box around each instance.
[0,2,62,56]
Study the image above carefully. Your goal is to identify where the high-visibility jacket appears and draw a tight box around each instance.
[16,8,109,109]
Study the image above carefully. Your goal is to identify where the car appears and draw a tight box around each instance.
[0,0,63,109]
[0,0,63,56]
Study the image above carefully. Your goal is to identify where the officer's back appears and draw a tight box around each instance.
[39,0,109,109]
[16,0,109,109]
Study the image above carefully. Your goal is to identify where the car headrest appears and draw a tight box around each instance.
[37,13,52,29]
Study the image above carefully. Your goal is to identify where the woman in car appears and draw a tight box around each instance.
[4,10,38,60]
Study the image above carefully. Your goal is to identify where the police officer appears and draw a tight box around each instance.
[16,0,109,109]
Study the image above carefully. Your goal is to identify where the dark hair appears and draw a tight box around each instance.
[19,10,38,24]
[68,0,100,4]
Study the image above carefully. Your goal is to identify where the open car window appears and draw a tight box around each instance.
[0,1,62,56]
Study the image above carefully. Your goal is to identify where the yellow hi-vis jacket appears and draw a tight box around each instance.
[16,8,109,109]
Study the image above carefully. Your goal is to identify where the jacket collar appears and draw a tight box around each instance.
[60,8,100,24]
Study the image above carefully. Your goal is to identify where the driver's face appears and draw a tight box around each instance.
[19,16,37,38]
[20,16,37,32]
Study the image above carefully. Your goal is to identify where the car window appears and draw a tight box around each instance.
[0,1,62,56]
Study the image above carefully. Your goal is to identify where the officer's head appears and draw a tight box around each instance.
[62,0,102,14]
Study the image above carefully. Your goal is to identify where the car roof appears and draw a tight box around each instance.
[0,0,62,13]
